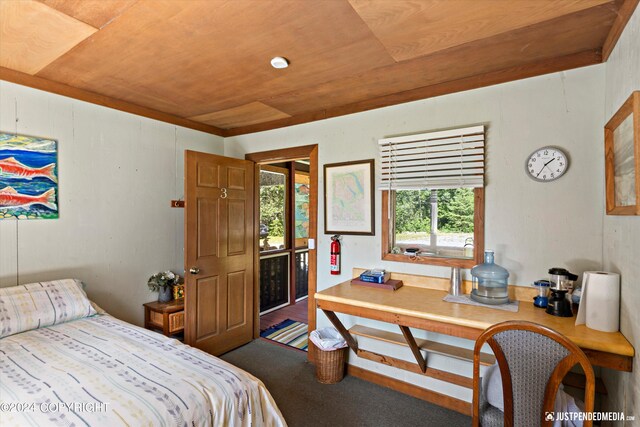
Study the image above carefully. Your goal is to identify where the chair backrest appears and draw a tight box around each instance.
[472,321,595,427]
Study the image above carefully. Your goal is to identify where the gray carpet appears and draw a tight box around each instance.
[221,339,471,427]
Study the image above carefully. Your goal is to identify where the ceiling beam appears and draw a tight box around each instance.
[0,67,226,137]
[602,0,640,60]
[225,49,602,137]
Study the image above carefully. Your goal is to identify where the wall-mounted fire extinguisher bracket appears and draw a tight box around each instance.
[330,234,341,275]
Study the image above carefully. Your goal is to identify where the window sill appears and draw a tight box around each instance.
[382,252,476,269]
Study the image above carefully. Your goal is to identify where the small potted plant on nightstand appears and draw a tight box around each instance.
[147,271,180,303]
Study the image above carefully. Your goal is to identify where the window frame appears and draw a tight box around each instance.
[259,164,290,253]
[381,188,485,268]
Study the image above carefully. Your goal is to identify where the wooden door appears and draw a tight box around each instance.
[184,150,254,355]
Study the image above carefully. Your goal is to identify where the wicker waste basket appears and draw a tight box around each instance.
[314,344,348,384]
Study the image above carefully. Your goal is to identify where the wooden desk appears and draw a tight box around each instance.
[316,281,634,372]
[316,276,633,415]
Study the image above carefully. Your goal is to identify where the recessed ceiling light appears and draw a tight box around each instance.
[270,57,289,69]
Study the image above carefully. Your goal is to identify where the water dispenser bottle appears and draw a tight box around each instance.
[470,250,509,305]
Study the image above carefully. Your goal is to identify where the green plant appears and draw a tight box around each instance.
[394,188,474,234]
[147,271,179,291]
[437,188,474,232]
[260,184,285,237]
[394,190,430,233]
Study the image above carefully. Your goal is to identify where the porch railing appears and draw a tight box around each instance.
[259,248,309,314]
[259,252,289,314]
[295,249,309,300]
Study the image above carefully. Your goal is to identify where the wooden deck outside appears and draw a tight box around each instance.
[260,299,309,331]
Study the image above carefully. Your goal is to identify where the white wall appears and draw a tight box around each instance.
[0,81,224,325]
[602,6,640,424]
[226,65,605,289]
[225,64,606,399]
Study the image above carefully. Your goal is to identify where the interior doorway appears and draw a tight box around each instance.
[246,145,318,357]
[258,161,310,333]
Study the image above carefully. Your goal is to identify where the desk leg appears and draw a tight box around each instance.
[322,309,359,353]
[399,326,427,373]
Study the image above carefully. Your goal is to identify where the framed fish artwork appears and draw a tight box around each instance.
[0,132,58,219]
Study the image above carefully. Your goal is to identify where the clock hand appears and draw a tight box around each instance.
[537,158,555,177]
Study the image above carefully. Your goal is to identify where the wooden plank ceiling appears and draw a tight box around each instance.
[0,0,636,136]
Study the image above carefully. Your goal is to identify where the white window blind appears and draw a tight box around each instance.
[379,125,485,190]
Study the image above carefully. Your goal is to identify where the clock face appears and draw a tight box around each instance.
[526,146,569,182]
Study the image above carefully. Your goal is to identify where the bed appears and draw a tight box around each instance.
[0,279,286,426]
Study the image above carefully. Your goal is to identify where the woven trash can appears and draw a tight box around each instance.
[314,344,347,384]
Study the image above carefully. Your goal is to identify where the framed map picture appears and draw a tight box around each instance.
[324,159,374,235]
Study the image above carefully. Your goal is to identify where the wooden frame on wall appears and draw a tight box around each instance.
[605,91,640,215]
[323,159,375,235]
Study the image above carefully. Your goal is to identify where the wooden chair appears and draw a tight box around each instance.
[472,321,595,427]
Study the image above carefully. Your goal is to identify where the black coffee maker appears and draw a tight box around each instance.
[546,268,577,317]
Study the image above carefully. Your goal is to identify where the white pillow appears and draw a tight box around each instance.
[482,362,505,411]
[483,362,577,423]
[0,279,97,338]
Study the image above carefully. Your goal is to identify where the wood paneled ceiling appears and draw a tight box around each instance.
[0,0,637,136]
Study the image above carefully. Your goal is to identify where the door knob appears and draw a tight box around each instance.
[189,267,200,274]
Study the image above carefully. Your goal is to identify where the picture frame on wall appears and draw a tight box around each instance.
[604,91,640,215]
[324,159,375,235]
[0,132,59,220]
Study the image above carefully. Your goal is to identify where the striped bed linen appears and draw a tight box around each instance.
[0,313,286,427]
[0,279,97,339]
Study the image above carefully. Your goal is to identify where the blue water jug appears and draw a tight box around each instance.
[470,250,509,305]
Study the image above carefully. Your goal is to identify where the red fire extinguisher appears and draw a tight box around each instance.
[330,235,341,275]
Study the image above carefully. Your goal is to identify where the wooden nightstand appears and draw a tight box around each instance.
[143,299,185,337]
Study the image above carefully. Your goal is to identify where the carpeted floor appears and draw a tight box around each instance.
[221,339,471,427]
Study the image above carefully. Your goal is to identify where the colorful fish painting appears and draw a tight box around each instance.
[0,157,57,182]
[0,187,57,210]
[0,133,58,219]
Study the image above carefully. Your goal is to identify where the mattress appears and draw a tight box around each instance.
[0,313,286,426]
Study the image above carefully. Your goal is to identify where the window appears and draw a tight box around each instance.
[259,165,288,252]
[380,126,485,268]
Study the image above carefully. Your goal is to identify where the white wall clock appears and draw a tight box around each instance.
[525,146,569,182]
